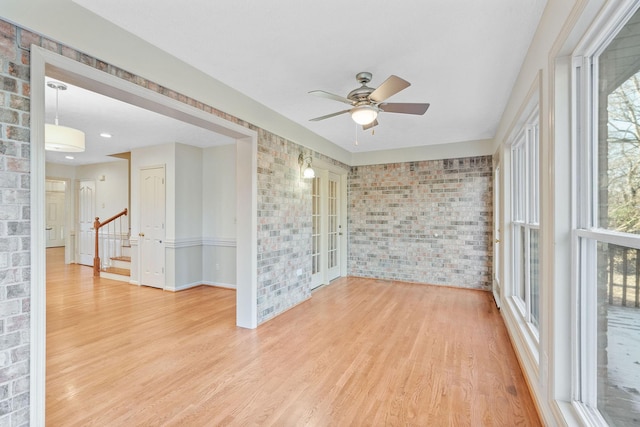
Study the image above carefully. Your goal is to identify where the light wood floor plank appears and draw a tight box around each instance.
[46,247,540,426]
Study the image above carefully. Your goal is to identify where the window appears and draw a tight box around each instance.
[574,4,640,425]
[511,108,541,335]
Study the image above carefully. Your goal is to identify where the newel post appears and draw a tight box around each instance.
[93,216,101,276]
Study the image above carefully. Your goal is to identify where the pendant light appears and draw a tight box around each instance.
[45,81,85,152]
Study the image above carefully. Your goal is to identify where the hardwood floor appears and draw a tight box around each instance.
[46,247,541,426]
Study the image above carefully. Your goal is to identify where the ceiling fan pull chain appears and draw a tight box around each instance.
[354,123,359,146]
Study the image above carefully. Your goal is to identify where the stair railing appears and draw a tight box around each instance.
[93,208,128,277]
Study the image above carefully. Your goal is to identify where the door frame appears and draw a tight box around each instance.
[30,46,258,424]
[308,160,348,288]
[493,149,502,308]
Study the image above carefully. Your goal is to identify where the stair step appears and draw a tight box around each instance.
[111,256,131,262]
[103,266,130,276]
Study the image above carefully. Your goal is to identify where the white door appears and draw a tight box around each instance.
[326,172,341,281]
[493,163,502,308]
[78,180,96,266]
[139,167,165,289]
[310,176,323,289]
[45,182,66,248]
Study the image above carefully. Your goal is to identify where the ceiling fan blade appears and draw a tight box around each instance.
[309,109,350,121]
[308,90,354,105]
[369,75,411,103]
[362,119,378,131]
[379,102,430,115]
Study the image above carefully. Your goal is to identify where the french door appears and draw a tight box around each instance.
[310,171,342,289]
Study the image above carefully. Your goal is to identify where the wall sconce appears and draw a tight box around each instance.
[298,153,315,179]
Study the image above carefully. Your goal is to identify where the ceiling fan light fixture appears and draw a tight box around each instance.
[350,104,378,125]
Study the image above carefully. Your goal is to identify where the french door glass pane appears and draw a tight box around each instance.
[328,179,337,269]
[312,177,321,275]
[595,241,640,426]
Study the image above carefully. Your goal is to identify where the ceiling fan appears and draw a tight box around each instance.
[309,72,430,130]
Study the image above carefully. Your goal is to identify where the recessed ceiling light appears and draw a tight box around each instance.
[65,155,74,160]
[100,132,112,138]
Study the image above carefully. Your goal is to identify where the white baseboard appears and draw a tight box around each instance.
[202,281,236,290]
[169,281,236,292]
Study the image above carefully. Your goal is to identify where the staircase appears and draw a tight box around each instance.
[101,244,131,282]
[94,208,131,283]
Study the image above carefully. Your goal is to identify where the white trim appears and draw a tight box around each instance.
[29,43,47,427]
[576,228,640,250]
[164,237,238,248]
[172,281,204,291]
[164,238,201,249]
[351,138,494,166]
[202,237,237,247]
[201,281,237,290]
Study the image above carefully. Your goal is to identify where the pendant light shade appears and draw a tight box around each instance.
[350,104,378,125]
[45,123,85,152]
[45,81,85,152]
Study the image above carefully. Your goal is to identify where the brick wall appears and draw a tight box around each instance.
[0,21,34,426]
[348,156,493,290]
[256,131,312,322]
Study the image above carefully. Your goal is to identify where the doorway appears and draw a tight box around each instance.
[45,180,66,248]
[310,169,344,290]
[31,45,258,423]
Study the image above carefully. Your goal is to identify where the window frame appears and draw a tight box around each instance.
[510,104,542,345]
[571,2,640,424]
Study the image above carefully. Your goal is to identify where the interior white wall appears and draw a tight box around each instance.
[170,143,204,290]
[202,144,236,238]
[76,159,129,230]
[130,142,238,290]
[202,144,237,288]
[45,162,75,179]
[175,143,203,239]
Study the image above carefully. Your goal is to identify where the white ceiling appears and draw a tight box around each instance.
[53,0,546,162]
[44,80,234,165]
